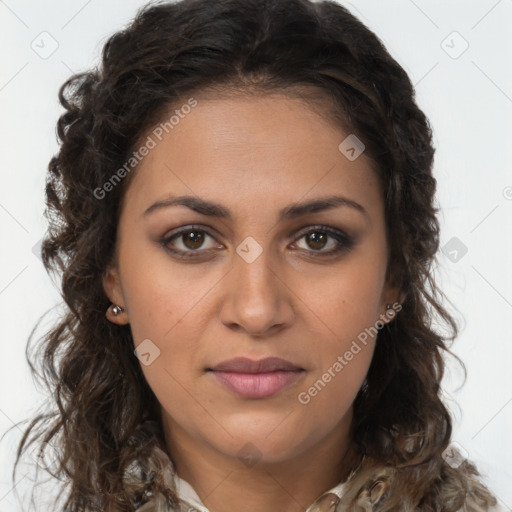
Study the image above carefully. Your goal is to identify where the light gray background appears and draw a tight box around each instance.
[1,0,511,510]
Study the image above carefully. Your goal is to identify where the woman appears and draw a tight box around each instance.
[12,0,505,510]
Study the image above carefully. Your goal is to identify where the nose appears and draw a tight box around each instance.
[219,242,295,337]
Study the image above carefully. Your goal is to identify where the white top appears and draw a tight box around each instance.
[173,474,510,512]
[174,474,347,512]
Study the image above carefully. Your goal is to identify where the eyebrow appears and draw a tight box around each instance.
[142,194,370,223]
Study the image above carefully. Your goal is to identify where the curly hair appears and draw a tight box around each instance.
[10,0,499,510]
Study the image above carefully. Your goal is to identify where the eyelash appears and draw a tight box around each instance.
[160,224,354,259]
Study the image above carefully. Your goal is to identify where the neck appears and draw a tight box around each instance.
[161,409,361,512]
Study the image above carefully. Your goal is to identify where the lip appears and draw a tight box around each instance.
[210,370,304,399]
[207,357,305,399]
[208,356,302,373]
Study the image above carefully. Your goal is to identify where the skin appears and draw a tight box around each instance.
[103,91,400,512]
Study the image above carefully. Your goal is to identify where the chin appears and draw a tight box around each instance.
[224,440,302,467]
[213,421,310,465]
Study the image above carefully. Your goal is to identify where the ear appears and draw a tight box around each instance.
[378,276,403,325]
[102,265,129,325]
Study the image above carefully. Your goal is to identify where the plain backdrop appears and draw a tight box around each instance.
[1,0,511,510]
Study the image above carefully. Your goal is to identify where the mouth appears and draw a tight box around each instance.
[206,357,305,399]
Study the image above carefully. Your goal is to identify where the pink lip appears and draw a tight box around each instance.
[210,370,304,399]
[209,356,302,373]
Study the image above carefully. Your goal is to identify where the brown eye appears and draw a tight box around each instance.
[161,224,354,260]
[180,230,206,250]
[293,226,354,256]
[304,231,329,250]
[161,226,220,257]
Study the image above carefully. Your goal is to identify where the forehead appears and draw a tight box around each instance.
[121,94,382,222]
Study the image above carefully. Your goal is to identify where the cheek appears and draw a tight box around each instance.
[297,335,375,423]
[294,260,386,343]
[119,240,219,345]
[292,251,384,413]
[129,302,209,433]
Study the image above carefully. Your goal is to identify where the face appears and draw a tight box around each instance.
[103,91,400,468]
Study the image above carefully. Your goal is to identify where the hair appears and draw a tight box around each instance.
[8,0,499,510]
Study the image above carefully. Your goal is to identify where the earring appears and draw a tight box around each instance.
[111,304,125,315]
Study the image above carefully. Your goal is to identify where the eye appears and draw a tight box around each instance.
[161,224,354,259]
[161,225,221,258]
[292,226,354,256]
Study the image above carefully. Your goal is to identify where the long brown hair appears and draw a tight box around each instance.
[10,0,498,510]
